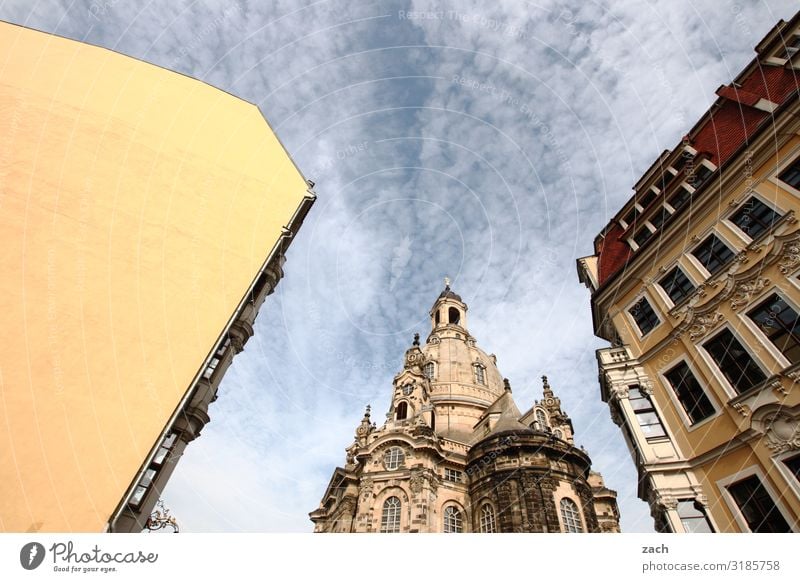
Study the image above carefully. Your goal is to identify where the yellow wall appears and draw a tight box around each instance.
[0,21,309,531]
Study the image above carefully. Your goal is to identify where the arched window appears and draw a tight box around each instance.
[443,506,463,533]
[474,363,486,385]
[380,497,401,533]
[396,401,408,420]
[535,408,548,431]
[384,447,405,470]
[479,504,496,533]
[560,498,583,533]
[435,310,441,325]
[424,362,435,380]
[430,409,436,431]
[448,307,460,325]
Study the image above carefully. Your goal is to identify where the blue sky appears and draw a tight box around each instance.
[2,0,796,532]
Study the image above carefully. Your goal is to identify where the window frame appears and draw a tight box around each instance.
[627,385,668,441]
[701,326,768,396]
[718,467,795,533]
[689,232,737,278]
[443,505,464,533]
[744,290,800,368]
[627,294,661,337]
[660,358,718,428]
[423,361,436,381]
[559,497,584,533]
[676,499,715,533]
[775,151,800,194]
[657,264,697,307]
[383,447,405,470]
[479,503,497,533]
[380,496,402,533]
[726,195,784,242]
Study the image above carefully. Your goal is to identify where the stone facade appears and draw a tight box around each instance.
[310,286,620,532]
[578,14,800,532]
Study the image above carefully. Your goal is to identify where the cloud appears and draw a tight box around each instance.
[2,0,796,532]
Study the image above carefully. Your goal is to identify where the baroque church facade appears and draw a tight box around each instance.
[310,286,621,533]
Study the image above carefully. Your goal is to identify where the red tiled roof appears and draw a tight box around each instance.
[595,61,799,288]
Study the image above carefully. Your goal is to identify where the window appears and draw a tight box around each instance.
[383,447,404,470]
[479,504,496,533]
[784,454,800,483]
[667,186,692,211]
[677,500,713,532]
[692,234,735,276]
[628,386,667,439]
[638,189,657,209]
[782,35,800,59]
[395,401,408,421]
[535,408,548,431]
[380,497,401,533]
[687,164,713,190]
[727,475,791,532]
[435,310,441,325]
[779,157,800,190]
[444,468,462,483]
[747,293,800,365]
[553,429,563,439]
[633,227,653,247]
[648,205,672,230]
[659,266,696,305]
[448,307,460,325]
[424,362,435,380]
[474,364,486,385]
[663,362,715,424]
[703,329,766,394]
[629,296,660,336]
[560,498,583,533]
[129,432,178,508]
[730,197,782,240]
[443,506,463,533]
[622,206,639,227]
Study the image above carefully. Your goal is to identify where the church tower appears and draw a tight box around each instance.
[310,284,621,532]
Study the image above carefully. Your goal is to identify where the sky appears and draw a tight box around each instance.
[1,0,796,532]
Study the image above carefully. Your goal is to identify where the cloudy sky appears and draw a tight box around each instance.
[2,0,796,532]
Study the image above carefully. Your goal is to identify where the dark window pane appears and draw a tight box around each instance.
[692,235,734,276]
[633,228,653,247]
[778,157,800,190]
[659,266,696,305]
[668,186,692,211]
[649,206,672,230]
[638,189,657,209]
[703,329,766,394]
[728,475,791,532]
[688,164,713,189]
[747,294,800,365]
[678,500,714,533]
[730,198,782,240]
[629,297,660,335]
[664,362,715,424]
[784,454,800,483]
[623,206,639,227]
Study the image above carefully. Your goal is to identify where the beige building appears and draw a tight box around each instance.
[0,21,314,532]
[578,13,800,532]
[310,285,620,532]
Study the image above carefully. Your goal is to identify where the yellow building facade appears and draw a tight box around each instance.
[579,14,800,532]
[0,21,314,532]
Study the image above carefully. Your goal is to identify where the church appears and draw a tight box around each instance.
[310,285,621,532]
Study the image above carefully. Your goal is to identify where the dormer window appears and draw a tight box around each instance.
[780,35,800,59]
[473,362,487,385]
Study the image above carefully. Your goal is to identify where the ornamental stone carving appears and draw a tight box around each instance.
[730,277,769,311]
[778,241,800,275]
[688,310,724,341]
[760,410,800,453]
